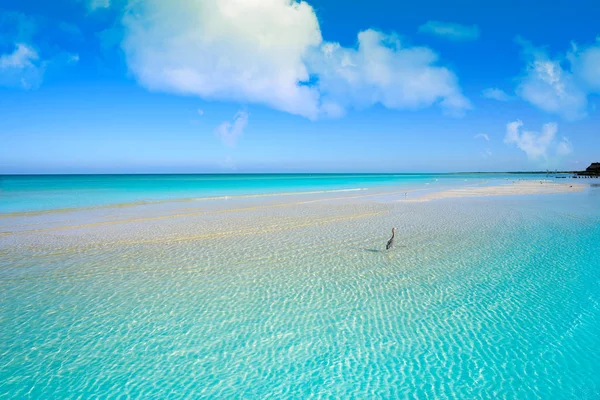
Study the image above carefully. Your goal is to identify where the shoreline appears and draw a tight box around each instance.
[0,187,370,218]
[1,174,587,217]
[399,180,584,202]
[0,179,588,218]
[0,180,589,238]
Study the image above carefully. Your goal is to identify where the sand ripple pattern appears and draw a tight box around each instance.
[1,194,600,398]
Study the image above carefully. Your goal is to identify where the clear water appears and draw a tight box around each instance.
[0,173,571,213]
[1,177,599,398]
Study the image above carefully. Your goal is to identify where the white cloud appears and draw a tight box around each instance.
[474,133,489,141]
[0,43,37,68]
[482,88,511,101]
[517,59,586,121]
[504,120,573,160]
[556,137,573,156]
[418,21,479,41]
[309,30,471,116]
[516,39,600,120]
[197,109,204,116]
[0,43,45,89]
[89,0,111,10]
[0,12,79,90]
[568,38,600,93]
[122,0,322,119]
[215,110,248,147]
[121,0,471,119]
[67,53,80,64]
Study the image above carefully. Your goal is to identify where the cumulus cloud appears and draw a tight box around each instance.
[505,120,556,159]
[482,88,511,101]
[0,43,45,89]
[474,133,489,141]
[121,0,471,119]
[504,120,572,160]
[309,30,471,116]
[215,110,248,147]
[122,0,322,119]
[515,37,600,120]
[418,21,479,41]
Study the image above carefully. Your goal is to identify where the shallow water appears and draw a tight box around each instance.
[0,172,573,213]
[1,185,599,398]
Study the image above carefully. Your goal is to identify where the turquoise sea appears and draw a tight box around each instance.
[0,173,572,213]
[1,174,599,398]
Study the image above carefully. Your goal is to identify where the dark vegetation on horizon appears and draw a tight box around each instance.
[575,162,600,177]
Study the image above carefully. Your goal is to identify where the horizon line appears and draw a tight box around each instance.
[0,171,583,177]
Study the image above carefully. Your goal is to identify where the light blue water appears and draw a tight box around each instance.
[1,178,599,398]
[0,173,570,213]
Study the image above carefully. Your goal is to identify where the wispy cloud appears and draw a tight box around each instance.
[504,120,573,160]
[67,54,79,64]
[569,37,600,93]
[122,0,471,120]
[215,110,249,147]
[556,137,573,156]
[197,109,204,116]
[58,22,83,41]
[0,11,37,44]
[0,43,37,69]
[474,133,489,141]
[418,21,480,41]
[514,36,600,120]
[220,155,237,171]
[0,11,79,90]
[482,88,511,101]
[88,0,110,11]
[0,43,44,89]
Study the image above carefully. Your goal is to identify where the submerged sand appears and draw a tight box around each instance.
[0,179,588,242]
[1,177,597,399]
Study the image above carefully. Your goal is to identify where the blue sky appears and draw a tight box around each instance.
[1,0,599,173]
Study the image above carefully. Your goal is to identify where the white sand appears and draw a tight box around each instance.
[400,180,584,202]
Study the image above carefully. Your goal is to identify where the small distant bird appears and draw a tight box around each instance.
[386,227,396,250]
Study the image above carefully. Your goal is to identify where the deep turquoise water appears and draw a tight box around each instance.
[0,173,570,213]
[1,177,598,398]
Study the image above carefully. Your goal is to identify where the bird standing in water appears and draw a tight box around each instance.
[386,227,396,250]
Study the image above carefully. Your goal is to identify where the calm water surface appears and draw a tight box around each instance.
[0,173,572,213]
[1,177,598,398]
